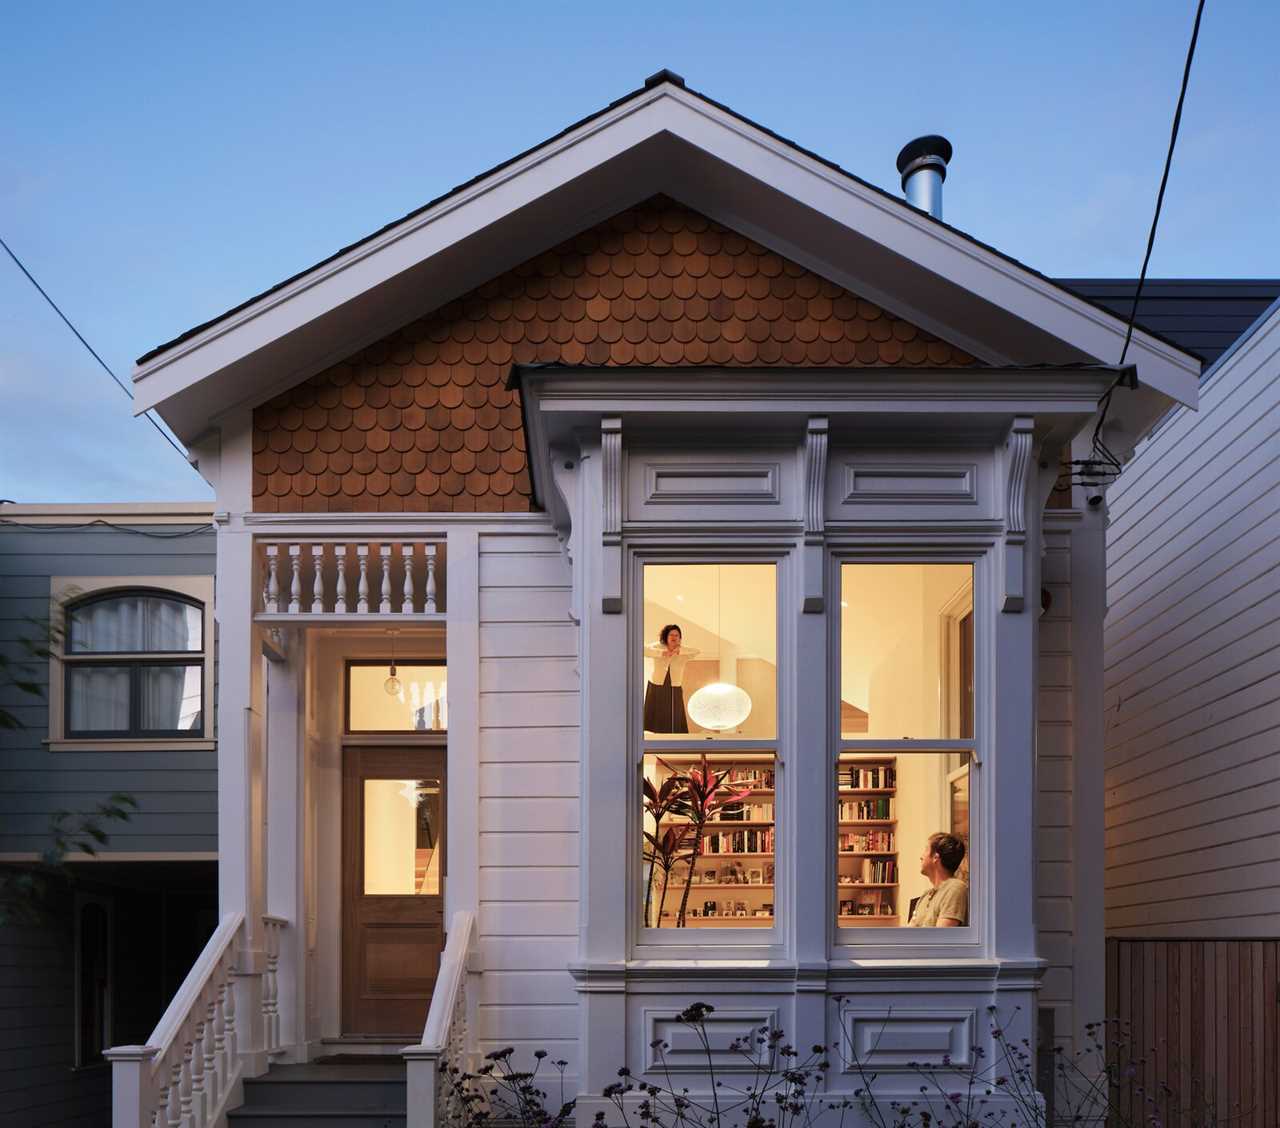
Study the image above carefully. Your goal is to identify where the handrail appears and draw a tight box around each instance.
[404,910,477,1128]
[148,911,244,1069]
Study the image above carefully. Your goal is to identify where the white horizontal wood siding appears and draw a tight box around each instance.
[477,531,581,1075]
[1038,525,1075,1048]
[1104,303,1280,938]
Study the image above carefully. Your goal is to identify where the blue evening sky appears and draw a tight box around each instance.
[2,1,1276,503]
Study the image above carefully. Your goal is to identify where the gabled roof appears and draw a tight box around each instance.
[1058,279,1280,368]
[134,70,1200,443]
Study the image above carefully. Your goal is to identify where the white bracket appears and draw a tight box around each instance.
[601,417,623,614]
[1002,416,1034,612]
[802,416,828,613]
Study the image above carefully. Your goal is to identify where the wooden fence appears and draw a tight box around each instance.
[1105,938,1279,1128]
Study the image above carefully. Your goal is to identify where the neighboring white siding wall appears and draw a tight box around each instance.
[476,531,581,1081]
[1104,304,1280,937]
[1038,523,1075,1045]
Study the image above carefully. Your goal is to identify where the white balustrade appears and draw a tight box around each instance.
[403,910,477,1128]
[256,540,443,619]
[106,913,245,1128]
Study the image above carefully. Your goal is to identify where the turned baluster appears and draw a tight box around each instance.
[213,981,229,1091]
[165,1058,182,1128]
[334,545,348,614]
[264,546,280,613]
[378,545,392,613]
[178,1037,195,1128]
[310,544,325,613]
[224,972,238,1062]
[401,544,416,614]
[287,545,302,614]
[356,545,370,613]
[425,548,437,613]
[189,1018,207,1128]
[202,994,219,1113]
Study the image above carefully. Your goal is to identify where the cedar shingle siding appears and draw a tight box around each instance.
[252,197,975,512]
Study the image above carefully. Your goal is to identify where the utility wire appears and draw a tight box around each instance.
[1069,0,1206,491]
[0,234,190,460]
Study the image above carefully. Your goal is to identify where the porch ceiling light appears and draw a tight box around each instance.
[385,629,401,696]
[687,682,752,732]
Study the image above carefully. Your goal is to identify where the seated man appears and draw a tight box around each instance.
[908,832,968,927]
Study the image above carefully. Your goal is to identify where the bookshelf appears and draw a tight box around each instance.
[644,753,776,929]
[836,755,899,926]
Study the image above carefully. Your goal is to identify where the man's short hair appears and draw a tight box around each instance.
[928,832,966,875]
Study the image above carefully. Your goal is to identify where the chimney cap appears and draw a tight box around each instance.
[896,134,953,178]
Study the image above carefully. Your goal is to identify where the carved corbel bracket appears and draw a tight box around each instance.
[261,626,291,664]
[1001,416,1035,612]
[601,417,623,614]
[549,444,583,626]
[802,417,829,613]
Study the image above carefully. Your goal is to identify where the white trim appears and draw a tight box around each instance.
[47,575,216,745]
[132,85,1196,439]
[0,502,213,523]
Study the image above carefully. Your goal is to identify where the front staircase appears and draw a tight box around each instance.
[227,1060,407,1128]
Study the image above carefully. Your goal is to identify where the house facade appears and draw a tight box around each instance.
[0,503,217,1126]
[1103,293,1280,1127]
[107,73,1202,1126]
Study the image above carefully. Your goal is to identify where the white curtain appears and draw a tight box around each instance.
[70,596,201,653]
[140,665,202,732]
[67,667,130,732]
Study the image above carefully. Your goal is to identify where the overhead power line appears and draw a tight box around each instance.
[1068,0,1207,493]
[0,235,189,461]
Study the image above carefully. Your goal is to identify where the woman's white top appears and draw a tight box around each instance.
[644,642,702,687]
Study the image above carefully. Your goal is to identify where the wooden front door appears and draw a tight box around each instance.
[342,746,446,1036]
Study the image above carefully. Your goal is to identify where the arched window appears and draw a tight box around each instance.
[64,590,205,737]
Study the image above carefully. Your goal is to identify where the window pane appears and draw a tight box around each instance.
[139,664,203,732]
[642,564,776,739]
[363,778,442,895]
[69,595,202,653]
[839,564,973,739]
[643,753,776,929]
[67,667,130,733]
[348,664,447,732]
[836,752,972,929]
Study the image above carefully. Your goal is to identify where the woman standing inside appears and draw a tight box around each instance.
[643,625,700,733]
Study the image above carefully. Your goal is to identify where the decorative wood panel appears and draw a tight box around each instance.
[252,197,975,512]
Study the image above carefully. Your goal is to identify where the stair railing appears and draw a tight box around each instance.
[106,911,245,1128]
[403,910,478,1128]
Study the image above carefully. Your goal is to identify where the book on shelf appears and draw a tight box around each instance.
[702,827,773,855]
[838,829,896,853]
[840,857,897,883]
[839,797,895,820]
[844,765,896,790]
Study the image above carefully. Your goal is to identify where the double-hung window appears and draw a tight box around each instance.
[836,562,975,935]
[63,590,205,738]
[639,562,779,935]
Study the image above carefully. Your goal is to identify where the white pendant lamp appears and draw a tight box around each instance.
[687,681,752,731]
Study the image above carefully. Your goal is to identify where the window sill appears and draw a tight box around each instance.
[45,738,216,752]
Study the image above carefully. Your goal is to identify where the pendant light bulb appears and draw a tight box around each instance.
[384,661,402,697]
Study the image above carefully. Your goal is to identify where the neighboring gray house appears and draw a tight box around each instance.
[1101,288,1280,1126]
[0,502,217,1127]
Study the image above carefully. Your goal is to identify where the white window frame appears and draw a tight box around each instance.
[47,575,215,751]
[631,548,790,960]
[829,549,989,961]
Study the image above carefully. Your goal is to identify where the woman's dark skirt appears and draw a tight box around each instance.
[643,671,688,733]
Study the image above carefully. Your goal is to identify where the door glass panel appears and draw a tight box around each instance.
[642,564,777,739]
[348,664,447,732]
[363,778,442,895]
[839,564,973,739]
